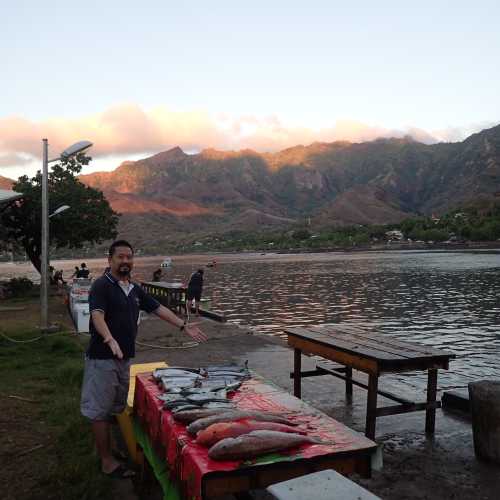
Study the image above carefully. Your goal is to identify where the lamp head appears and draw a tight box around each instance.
[60,141,93,158]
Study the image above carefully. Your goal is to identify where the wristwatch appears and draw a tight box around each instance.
[179,321,187,331]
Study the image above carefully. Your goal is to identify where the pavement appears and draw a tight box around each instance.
[126,314,500,500]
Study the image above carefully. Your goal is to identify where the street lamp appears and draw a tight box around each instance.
[40,139,92,332]
[49,205,70,218]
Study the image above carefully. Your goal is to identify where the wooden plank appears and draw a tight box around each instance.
[202,454,372,498]
[319,324,455,359]
[288,327,406,363]
[288,336,379,375]
[316,364,414,405]
[376,401,440,417]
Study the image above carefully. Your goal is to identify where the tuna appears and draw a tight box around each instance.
[196,419,307,447]
[187,410,297,436]
[208,430,323,461]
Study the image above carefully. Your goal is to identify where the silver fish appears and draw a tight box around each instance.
[173,408,230,424]
[172,404,204,413]
[187,411,298,435]
[208,430,323,460]
[163,399,197,410]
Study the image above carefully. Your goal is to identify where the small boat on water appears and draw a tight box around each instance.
[160,257,173,268]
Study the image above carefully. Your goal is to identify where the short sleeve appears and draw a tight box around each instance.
[89,279,109,313]
[136,286,160,313]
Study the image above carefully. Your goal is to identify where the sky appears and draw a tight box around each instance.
[1,0,499,179]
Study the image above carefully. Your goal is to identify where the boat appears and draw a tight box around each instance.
[160,257,172,268]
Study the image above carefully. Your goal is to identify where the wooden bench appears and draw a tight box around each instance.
[286,324,456,440]
[266,469,381,500]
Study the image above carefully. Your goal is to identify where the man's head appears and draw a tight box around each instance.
[108,240,134,278]
[81,262,87,269]
[197,268,204,275]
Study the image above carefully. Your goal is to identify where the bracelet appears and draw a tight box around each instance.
[179,321,187,331]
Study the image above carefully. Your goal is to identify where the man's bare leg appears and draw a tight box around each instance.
[195,299,200,316]
[92,420,120,473]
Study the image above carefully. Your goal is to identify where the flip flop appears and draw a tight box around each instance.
[104,464,135,479]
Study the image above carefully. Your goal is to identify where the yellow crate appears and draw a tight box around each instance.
[116,361,167,463]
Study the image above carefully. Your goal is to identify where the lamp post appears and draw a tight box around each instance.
[40,139,92,332]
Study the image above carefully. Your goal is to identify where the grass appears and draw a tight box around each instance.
[0,296,114,500]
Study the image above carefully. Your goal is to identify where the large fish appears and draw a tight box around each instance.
[173,408,230,424]
[187,410,297,435]
[208,430,324,460]
[196,419,307,447]
[153,368,201,380]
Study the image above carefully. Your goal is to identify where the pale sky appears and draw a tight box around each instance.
[1,0,499,179]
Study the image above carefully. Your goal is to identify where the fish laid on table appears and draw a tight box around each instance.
[172,404,201,413]
[163,399,197,410]
[160,377,197,392]
[187,410,297,435]
[153,368,201,380]
[157,393,188,403]
[203,361,248,373]
[186,391,228,404]
[173,408,230,424]
[196,419,307,447]
[201,401,236,410]
[208,430,324,461]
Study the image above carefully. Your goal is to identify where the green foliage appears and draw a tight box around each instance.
[0,153,119,272]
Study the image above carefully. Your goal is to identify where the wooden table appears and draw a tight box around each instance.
[286,324,456,440]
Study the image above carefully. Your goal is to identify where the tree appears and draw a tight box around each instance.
[0,152,119,272]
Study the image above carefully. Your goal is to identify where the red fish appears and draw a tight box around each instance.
[208,430,324,460]
[196,419,306,447]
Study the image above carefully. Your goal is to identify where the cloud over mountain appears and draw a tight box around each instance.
[0,104,495,173]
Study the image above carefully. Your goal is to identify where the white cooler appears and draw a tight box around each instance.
[72,302,90,333]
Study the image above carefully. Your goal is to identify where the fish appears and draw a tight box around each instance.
[153,368,201,380]
[203,361,248,372]
[202,402,236,410]
[171,404,201,413]
[196,419,307,447]
[160,377,197,391]
[157,393,188,402]
[163,399,198,410]
[187,411,298,436]
[208,430,324,460]
[186,390,228,404]
[173,408,230,423]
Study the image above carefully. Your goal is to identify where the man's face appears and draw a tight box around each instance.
[109,246,134,278]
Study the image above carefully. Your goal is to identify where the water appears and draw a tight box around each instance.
[2,250,499,392]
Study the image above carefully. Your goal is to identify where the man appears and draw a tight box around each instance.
[186,268,204,319]
[76,262,90,278]
[80,240,207,479]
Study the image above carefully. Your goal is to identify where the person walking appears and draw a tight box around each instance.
[80,240,207,479]
[186,268,204,319]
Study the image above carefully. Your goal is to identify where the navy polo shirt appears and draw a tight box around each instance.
[87,272,160,359]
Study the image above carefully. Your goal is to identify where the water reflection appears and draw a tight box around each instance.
[2,250,499,392]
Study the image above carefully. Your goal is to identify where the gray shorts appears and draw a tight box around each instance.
[80,357,131,421]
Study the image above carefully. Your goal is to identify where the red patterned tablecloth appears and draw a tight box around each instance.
[134,372,376,500]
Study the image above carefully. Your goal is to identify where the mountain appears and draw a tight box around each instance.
[0,175,13,190]
[80,124,500,248]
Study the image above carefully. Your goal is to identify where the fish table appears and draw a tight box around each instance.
[134,372,377,500]
[286,324,456,440]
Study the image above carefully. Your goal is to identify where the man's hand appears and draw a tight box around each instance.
[184,324,208,343]
[104,337,124,359]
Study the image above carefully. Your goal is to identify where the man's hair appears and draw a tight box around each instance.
[197,268,204,275]
[81,262,86,268]
[108,240,134,257]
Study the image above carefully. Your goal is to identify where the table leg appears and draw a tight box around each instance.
[425,368,438,434]
[293,348,302,399]
[345,366,353,398]
[365,374,379,440]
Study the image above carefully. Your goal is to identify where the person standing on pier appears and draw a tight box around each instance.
[186,268,204,319]
[80,240,207,479]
